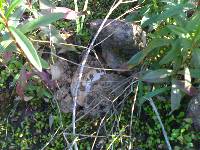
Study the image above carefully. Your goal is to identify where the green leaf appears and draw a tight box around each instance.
[0,39,13,50]
[175,80,198,96]
[173,55,182,70]
[142,4,193,27]
[186,13,200,32]
[170,79,183,113]
[194,32,200,43]
[49,114,54,129]
[127,50,145,67]
[180,38,192,50]
[40,57,49,69]
[159,49,177,65]
[142,69,173,83]
[167,25,188,37]
[39,0,56,9]
[5,0,23,18]
[0,18,4,24]
[128,38,171,67]
[191,48,200,69]
[125,13,140,22]
[40,25,64,43]
[9,6,26,27]
[9,26,42,72]
[173,15,187,27]
[0,44,4,52]
[146,38,172,53]
[150,26,171,38]
[144,87,170,99]
[139,86,170,113]
[0,32,17,52]
[40,25,77,52]
[141,14,159,28]
[0,1,3,10]
[19,13,65,34]
[159,39,180,65]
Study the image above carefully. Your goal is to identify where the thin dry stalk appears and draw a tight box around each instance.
[91,115,106,150]
[146,98,172,150]
[40,126,61,150]
[45,52,130,72]
[129,82,138,135]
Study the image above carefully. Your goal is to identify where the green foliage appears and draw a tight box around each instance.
[128,0,200,111]
[5,0,23,18]
[0,0,200,149]
[9,26,42,72]
[0,0,67,72]
[19,13,66,34]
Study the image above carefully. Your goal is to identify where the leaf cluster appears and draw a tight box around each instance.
[127,0,200,112]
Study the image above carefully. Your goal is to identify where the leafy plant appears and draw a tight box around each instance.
[0,0,80,98]
[127,0,200,112]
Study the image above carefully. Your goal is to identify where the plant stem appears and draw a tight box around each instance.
[147,98,172,150]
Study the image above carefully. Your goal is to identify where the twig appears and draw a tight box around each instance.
[30,39,87,49]
[91,116,106,150]
[146,98,172,150]
[129,81,138,149]
[40,126,61,150]
[46,52,130,72]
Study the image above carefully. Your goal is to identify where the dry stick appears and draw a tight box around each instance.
[91,115,106,150]
[64,132,131,139]
[129,81,138,149]
[40,126,61,150]
[92,4,140,34]
[43,51,130,72]
[80,0,89,30]
[107,125,129,150]
[71,0,123,147]
[30,39,87,49]
[146,98,172,150]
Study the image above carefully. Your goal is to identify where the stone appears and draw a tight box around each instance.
[70,56,127,116]
[71,68,127,116]
[52,60,75,113]
[187,94,200,131]
[89,19,146,69]
[54,86,73,113]
[53,55,128,116]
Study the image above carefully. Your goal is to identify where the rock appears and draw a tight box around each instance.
[52,60,75,113]
[83,73,127,117]
[89,19,146,69]
[54,87,73,113]
[51,59,74,87]
[71,68,127,116]
[53,55,128,116]
[187,94,200,131]
[70,57,127,116]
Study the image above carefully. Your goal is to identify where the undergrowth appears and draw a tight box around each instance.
[0,0,200,149]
